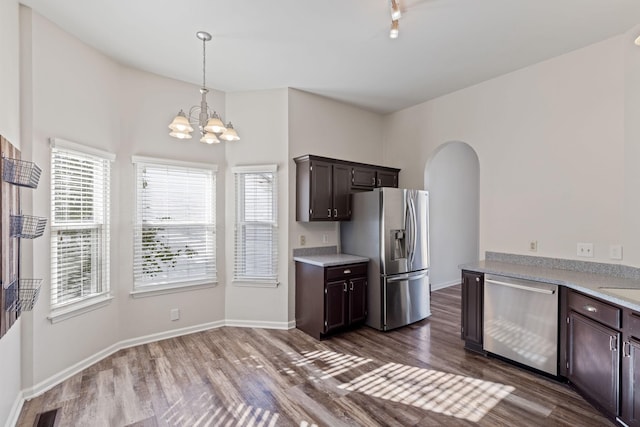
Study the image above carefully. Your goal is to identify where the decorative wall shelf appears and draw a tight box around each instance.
[2,156,42,189]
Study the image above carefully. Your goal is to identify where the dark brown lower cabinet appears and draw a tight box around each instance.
[296,261,368,340]
[461,270,484,353]
[568,311,620,417]
[622,311,640,426]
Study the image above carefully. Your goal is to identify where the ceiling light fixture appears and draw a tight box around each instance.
[168,31,240,144]
[390,0,402,21]
[390,20,399,39]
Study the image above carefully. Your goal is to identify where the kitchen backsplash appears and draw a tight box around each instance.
[486,251,640,280]
[292,246,338,257]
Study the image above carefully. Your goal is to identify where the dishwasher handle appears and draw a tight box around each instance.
[485,278,556,295]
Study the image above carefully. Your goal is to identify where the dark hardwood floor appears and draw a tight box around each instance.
[17,285,614,426]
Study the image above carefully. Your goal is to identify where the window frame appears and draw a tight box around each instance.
[131,156,218,297]
[232,164,279,287]
[49,138,114,323]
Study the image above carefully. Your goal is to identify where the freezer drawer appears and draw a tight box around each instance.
[381,269,431,331]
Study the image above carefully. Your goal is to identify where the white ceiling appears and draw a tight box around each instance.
[19,0,640,114]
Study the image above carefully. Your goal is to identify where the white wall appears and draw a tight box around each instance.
[425,142,480,289]
[0,0,24,425]
[117,67,227,341]
[623,25,640,265]
[224,89,289,325]
[383,36,629,265]
[20,10,229,391]
[287,89,385,319]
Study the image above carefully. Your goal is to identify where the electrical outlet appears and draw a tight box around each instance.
[299,235,306,246]
[529,240,537,252]
[610,244,623,260]
[322,234,329,244]
[577,242,594,258]
[170,308,180,321]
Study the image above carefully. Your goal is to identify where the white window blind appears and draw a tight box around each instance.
[133,157,216,289]
[51,142,112,308]
[233,165,278,283]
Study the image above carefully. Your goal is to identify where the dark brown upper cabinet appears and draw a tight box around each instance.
[294,155,400,222]
[351,166,399,190]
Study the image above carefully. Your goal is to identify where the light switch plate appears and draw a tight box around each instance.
[609,244,623,260]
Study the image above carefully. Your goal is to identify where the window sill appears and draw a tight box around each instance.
[232,280,280,288]
[48,294,114,324]
[130,281,218,298]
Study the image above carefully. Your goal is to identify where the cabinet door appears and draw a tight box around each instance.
[325,280,347,333]
[332,164,351,220]
[568,311,620,416]
[622,338,640,426]
[376,170,398,188]
[351,166,376,189]
[310,160,333,220]
[461,271,483,352]
[348,277,367,325]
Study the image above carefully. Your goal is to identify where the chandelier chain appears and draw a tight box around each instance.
[202,36,206,89]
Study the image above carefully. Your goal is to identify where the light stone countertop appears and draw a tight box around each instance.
[293,253,369,267]
[461,260,640,312]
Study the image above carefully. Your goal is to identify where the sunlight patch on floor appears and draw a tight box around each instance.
[162,395,281,427]
[293,350,373,380]
[338,362,515,422]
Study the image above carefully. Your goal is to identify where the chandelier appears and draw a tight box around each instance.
[168,31,240,144]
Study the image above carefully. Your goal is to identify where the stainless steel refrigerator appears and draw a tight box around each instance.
[341,187,430,331]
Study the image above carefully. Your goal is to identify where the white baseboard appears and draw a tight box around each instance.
[4,391,24,427]
[225,319,295,330]
[431,279,460,291]
[19,318,293,403]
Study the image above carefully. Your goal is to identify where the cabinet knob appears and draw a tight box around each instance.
[343,269,351,274]
[624,341,631,358]
[475,277,480,283]
[343,283,348,292]
[378,178,381,186]
[334,208,338,218]
[610,335,617,352]
[371,177,375,185]
[327,209,331,218]
[350,282,354,291]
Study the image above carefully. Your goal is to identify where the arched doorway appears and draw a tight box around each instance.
[425,141,479,290]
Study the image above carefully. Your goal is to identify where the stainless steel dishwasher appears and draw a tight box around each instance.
[483,274,559,376]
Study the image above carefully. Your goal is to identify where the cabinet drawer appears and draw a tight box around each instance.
[568,291,620,329]
[326,263,367,281]
[626,311,640,338]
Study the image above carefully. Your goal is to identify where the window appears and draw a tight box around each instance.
[233,165,278,284]
[50,139,114,310]
[132,157,217,291]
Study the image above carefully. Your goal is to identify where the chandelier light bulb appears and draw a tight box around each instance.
[220,122,240,141]
[200,132,220,144]
[204,112,227,134]
[168,110,194,133]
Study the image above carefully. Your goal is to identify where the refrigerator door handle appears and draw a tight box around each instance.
[405,193,413,267]
[409,193,418,267]
[386,270,429,283]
